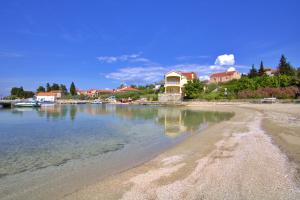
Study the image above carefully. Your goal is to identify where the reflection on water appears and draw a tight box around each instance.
[0,104,233,178]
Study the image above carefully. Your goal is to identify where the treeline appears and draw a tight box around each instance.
[6,82,77,99]
[248,55,297,78]
[223,55,300,99]
[36,82,76,95]
[184,54,300,100]
[9,87,35,99]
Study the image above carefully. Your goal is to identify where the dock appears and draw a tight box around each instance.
[0,100,14,108]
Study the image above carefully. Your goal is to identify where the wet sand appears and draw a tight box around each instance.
[63,103,300,200]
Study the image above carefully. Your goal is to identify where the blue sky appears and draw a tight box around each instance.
[0,0,300,95]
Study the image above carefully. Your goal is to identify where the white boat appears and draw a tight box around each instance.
[14,100,41,107]
[105,96,117,103]
[91,100,102,104]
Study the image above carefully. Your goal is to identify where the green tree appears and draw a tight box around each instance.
[59,84,68,95]
[11,87,24,97]
[118,84,125,89]
[23,91,35,98]
[277,54,295,76]
[70,82,76,96]
[248,64,258,78]
[51,83,60,90]
[184,79,204,99]
[46,83,51,92]
[258,61,265,76]
[10,87,34,98]
[37,86,46,92]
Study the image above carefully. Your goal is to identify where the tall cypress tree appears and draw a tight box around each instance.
[248,64,258,78]
[46,83,51,92]
[70,82,76,96]
[258,61,265,76]
[278,54,295,76]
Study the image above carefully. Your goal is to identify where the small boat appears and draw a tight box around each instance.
[105,96,117,103]
[14,100,41,107]
[91,99,102,104]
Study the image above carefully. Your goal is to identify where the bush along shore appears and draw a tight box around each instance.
[183,55,300,101]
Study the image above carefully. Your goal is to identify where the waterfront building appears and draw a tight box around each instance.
[164,71,198,94]
[158,71,197,102]
[36,92,57,102]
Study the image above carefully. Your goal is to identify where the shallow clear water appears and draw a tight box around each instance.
[0,104,234,199]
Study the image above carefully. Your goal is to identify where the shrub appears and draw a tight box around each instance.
[206,83,218,93]
[237,86,299,99]
[115,91,141,100]
[198,92,221,101]
[184,79,204,99]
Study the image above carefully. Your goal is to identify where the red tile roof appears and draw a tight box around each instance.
[181,72,197,80]
[96,89,114,93]
[36,92,56,96]
[210,71,235,77]
[117,87,140,92]
[50,90,61,93]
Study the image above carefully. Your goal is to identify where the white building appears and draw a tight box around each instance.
[158,71,198,103]
[164,71,198,94]
[36,92,56,102]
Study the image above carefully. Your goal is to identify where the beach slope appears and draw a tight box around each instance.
[64,104,300,200]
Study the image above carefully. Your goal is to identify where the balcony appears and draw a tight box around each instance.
[165,81,180,85]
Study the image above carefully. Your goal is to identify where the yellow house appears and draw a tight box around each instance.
[164,71,197,94]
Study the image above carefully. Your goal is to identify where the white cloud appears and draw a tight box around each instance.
[214,54,235,66]
[199,75,210,80]
[130,57,150,63]
[209,65,226,70]
[97,56,118,63]
[104,53,248,84]
[105,67,166,82]
[105,64,214,83]
[97,53,150,63]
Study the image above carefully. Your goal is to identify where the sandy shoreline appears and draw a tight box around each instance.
[62,103,300,200]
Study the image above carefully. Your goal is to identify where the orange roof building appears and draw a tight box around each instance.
[36,92,57,102]
[116,87,140,93]
[209,67,241,84]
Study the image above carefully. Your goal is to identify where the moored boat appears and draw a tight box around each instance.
[91,99,102,104]
[14,100,41,107]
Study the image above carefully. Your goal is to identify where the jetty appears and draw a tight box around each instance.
[0,100,14,108]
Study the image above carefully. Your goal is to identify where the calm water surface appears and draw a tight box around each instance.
[0,104,233,199]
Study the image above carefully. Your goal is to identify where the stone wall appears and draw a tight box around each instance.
[158,93,182,103]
